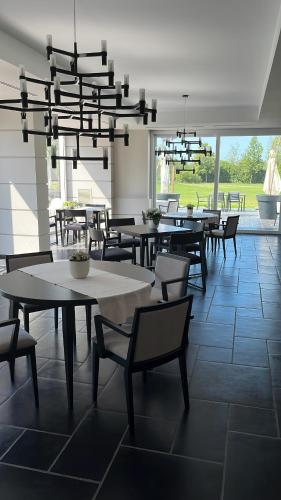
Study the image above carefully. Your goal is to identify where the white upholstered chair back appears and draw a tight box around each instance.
[6,251,53,273]
[133,299,192,363]
[154,253,190,299]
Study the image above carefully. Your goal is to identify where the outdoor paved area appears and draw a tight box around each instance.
[0,235,281,499]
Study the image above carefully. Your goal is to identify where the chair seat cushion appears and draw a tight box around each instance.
[0,325,36,354]
[64,223,87,231]
[94,330,130,359]
[90,248,133,261]
[119,237,140,248]
[149,287,178,304]
[210,230,224,237]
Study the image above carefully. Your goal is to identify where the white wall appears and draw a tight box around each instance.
[112,129,150,222]
[64,136,112,207]
[0,110,49,254]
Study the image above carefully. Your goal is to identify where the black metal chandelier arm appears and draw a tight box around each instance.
[54,66,112,80]
[58,89,121,101]
[48,46,107,62]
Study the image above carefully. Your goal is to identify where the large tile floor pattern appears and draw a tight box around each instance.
[0,235,281,499]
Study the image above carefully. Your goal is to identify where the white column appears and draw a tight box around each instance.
[0,110,49,254]
[213,134,221,210]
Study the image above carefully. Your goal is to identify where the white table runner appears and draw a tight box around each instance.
[21,261,152,324]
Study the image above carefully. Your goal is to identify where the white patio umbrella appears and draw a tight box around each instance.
[160,153,169,193]
[263,149,281,195]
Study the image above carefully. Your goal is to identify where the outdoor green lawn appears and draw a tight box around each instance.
[157,183,264,209]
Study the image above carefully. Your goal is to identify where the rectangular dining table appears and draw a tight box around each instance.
[113,223,191,267]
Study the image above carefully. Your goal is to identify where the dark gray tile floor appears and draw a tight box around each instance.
[0,234,281,499]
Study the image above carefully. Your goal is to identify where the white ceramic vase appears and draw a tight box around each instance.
[148,219,159,229]
[187,208,193,216]
[69,259,90,279]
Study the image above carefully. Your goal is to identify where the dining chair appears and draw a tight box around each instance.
[149,253,190,303]
[106,218,141,250]
[93,295,193,433]
[88,228,135,263]
[207,215,239,258]
[227,192,241,211]
[169,231,207,292]
[6,251,59,332]
[159,200,179,213]
[196,192,209,209]
[49,215,58,245]
[0,318,39,407]
[62,209,89,247]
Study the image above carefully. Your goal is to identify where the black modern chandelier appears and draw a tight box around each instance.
[0,0,157,169]
[155,95,211,173]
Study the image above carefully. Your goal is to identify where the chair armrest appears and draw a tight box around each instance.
[161,276,187,301]
[0,318,20,355]
[0,318,20,328]
[96,315,132,338]
[94,314,131,357]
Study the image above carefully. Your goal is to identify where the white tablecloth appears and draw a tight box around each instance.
[21,261,152,324]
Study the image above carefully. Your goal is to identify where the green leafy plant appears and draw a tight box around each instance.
[69,251,89,262]
[63,200,79,209]
[186,203,194,209]
[145,208,162,224]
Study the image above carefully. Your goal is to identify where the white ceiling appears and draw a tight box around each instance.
[0,0,281,127]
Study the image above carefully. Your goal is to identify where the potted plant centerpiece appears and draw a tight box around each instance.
[69,251,90,279]
[63,200,79,209]
[186,203,194,216]
[145,208,162,229]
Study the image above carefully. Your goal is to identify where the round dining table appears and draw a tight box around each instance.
[0,260,154,409]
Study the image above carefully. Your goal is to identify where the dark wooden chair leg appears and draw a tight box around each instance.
[30,348,39,408]
[233,236,237,256]
[222,238,226,259]
[200,261,207,292]
[124,369,135,434]
[24,311,30,333]
[85,305,91,343]
[54,307,59,330]
[92,343,99,402]
[9,358,15,382]
[179,353,190,412]
[55,221,58,245]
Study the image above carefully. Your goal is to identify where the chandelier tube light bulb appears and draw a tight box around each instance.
[108,59,114,72]
[19,65,25,78]
[46,34,53,47]
[108,59,114,85]
[54,76,60,91]
[139,88,145,114]
[152,99,157,122]
[52,114,58,139]
[101,40,107,65]
[54,76,61,104]
[124,74,129,97]
[20,78,27,94]
[115,81,122,94]
[50,54,56,67]
[139,88,145,101]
